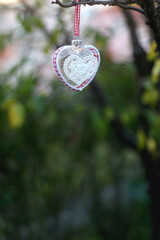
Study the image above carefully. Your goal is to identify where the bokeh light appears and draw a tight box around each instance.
[0,0,18,4]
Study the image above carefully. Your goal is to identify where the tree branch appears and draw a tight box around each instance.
[51,0,144,13]
[116,3,144,13]
[123,10,152,78]
[51,0,160,55]
[123,10,152,140]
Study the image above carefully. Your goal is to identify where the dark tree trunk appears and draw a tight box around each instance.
[150,177,160,240]
[140,151,160,240]
[123,9,160,239]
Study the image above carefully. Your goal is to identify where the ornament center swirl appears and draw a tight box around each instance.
[63,55,98,85]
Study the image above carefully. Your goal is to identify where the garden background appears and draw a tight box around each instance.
[0,1,155,240]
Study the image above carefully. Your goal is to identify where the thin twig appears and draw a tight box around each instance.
[116,3,144,13]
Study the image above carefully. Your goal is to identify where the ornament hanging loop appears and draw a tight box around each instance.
[74,0,81,37]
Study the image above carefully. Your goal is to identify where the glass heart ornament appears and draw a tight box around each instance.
[53,40,100,91]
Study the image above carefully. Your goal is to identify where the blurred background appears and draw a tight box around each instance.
[0,1,153,240]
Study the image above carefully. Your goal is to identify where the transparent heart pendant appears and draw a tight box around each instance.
[53,40,100,91]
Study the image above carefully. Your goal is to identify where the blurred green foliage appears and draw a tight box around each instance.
[0,2,152,240]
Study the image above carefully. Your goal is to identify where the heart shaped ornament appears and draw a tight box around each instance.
[53,40,100,91]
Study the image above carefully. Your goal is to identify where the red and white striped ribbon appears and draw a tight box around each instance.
[74,0,81,37]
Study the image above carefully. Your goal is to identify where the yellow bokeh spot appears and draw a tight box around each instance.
[147,138,157,153]
[137,129,146,150]
[142,88,159,107]
[147,41,158,62]
[151,59,160,84]
[8,102,25,128]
